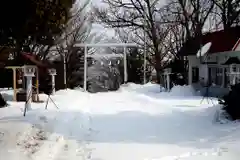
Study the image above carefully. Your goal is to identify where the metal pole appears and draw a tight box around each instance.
[167,73,170,92]
[84,46,87,91]
[143,26,147,84]
[36,69,39,101]
[124,46,128,83]
[143,3,147,84]
[63,52,67,89]
[13,68,17,101]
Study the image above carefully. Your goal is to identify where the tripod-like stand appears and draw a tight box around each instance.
[24,84,35,116]
[200,84,214,105]
[196,42,215,105]
[45,87,59,110]
[23,88,32,116]
[23,86,59,116]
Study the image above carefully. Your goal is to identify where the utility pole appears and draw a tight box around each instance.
[143,4,148,84]
[63,50,67,89]
[143,23,147,84]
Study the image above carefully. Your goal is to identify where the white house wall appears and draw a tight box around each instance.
[188,51,240,85]
[188,55,201,67]
[199,64,208,84]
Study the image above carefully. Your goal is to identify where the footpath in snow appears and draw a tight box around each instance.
[0,84,240,160]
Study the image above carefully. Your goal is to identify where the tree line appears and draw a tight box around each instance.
[0,0,96,89]
[1,0,240,92]
[93,0,240,83]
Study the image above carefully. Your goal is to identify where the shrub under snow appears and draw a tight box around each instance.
[219,83,240,120]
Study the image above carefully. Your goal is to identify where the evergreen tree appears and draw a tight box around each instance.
[0,0,75,50]
[120,47,151,84]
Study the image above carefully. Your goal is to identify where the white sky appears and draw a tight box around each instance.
[73,0,117,42]
[89,0,116,40]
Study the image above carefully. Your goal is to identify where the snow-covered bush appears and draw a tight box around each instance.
[0,93,7,108]
[219,83,240,120]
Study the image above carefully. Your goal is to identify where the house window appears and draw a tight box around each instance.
[229,65,240,85]
[229,64,237,73]
[192,67,199,83]
[224,68,230,88]
[208,67,216,85]
[216,68,223,86]
[209,67,223,86]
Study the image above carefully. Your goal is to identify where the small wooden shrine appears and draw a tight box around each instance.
[5,65,40,102]
[4,52,51,102]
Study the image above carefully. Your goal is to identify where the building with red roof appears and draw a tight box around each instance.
[179,26,240,89]
[0,50,53,92]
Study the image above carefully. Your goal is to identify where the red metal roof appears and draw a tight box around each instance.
[20,52,51,68]
[178,26,240,56]
[233,38,240,50]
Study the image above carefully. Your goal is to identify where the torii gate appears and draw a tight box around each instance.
[73,43,138,91]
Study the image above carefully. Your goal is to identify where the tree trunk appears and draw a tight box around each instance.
[155,56,162,84]
[156,69,162,84]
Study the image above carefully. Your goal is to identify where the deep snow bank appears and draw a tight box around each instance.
[0,85,239,160]
[120,83,198,97]
[169,85,199,97]
[119,82,165,93]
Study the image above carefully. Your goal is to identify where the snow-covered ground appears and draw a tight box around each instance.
[0,83,240,160]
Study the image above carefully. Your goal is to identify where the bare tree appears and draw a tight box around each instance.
[157,0,215,65]
[163,0,214,40]
[47,0,104,88]
[211,0,240,30]
[93,0,173,83]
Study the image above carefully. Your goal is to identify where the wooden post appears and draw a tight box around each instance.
[13,68,17,101]
[188,61,192,85]
[222,67,225,88]
[167,73,170,92]
[124,46,127,83]
[23,75,25,90]
[36,68,39,101]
